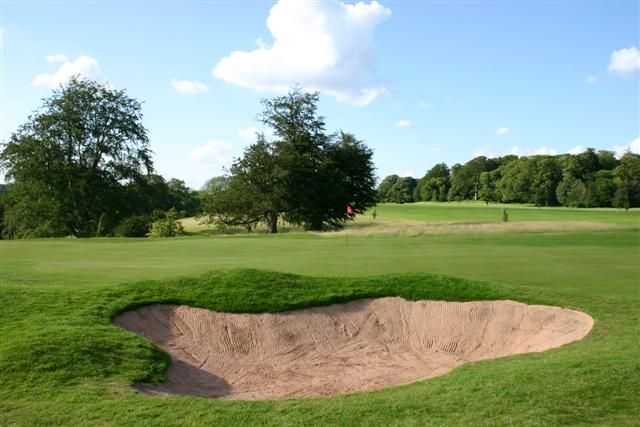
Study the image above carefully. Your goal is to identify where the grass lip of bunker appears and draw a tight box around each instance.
[114,296,594,400]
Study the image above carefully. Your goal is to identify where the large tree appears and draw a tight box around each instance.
[0,77,152,237]
[204,90,376,232]
[416,163,450,202]
[207,137,284,233]
[613,153,640,210]
[531,157,562,206]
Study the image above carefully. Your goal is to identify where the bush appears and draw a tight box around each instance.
[148,209,184,238]
[114,216,151,237]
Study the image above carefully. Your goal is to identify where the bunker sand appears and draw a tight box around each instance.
[114,297,593,400]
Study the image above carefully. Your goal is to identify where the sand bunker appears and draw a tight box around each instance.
[114,297,593,400]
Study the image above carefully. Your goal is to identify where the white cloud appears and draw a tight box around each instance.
[567,145,586,155]
[171,79,209,95]
[190,140,234,167]
[585,75,597,84]
[608,47,640,74]
[46,54,68,64]
[213,0,391,106]
[395,119,413,128]
[613,137,640,158]
[32,55,99,88]
[496,127,511,136]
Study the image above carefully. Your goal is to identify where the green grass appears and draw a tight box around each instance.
[373,201,640,225]
[1,203,639,426]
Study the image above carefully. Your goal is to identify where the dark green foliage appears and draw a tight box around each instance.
[0,183,7,238]
[416,163,450,201]
[377,175,400,201]
[497,157,536,203]
[447,156,497,201]
[203,90,377,232]
[556,175,588,207]
[590,170,616,207]
[379,150,638,208]
[531,157,562,206]
[386,177,418,203]
[114,215,151,237]
[204,138,282,232]
[166,179,201,217]
[202,175,230,192]
[597,150,619,170]
[0,78,152,237]
[478,170,500,204]
[148,209,184,237]
[613,153,640,210]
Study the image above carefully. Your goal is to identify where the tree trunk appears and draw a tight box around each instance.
[96,213,106,237]
[268,213,278,233]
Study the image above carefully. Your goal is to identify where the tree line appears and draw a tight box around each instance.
[0,79,376,238]
[378,150,640,209]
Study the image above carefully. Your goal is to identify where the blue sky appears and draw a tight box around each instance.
[1,0,638,188]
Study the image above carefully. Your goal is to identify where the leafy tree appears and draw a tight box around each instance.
[125,174,171,218]
[378,175,400,202]
[590,170,616,207]
[613,153,640,210]
[260,90,329,230]
[320,132,377,226]
[203,92,376,232]
[202,176,230,193]
[167,178,201,217]
[212,137,284,233]
[0,184,7,238]
[447,156,498,201]
[556,174,587,207]
[386,177,417,203]
[597,150,618,170]
[416,163,450,201]
[263,90,375,230]
[531,157,562,206]
[497,157,535,203]
[564,148,600,182]
[0,77,152,237]
[478,170,501,204]
[114,215,151,237]
[148,208,184,237]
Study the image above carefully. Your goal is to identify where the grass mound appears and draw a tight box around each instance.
[0,269,638,426]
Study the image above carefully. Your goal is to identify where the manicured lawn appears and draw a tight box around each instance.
[0,204,638,426]
[373,201,640,225]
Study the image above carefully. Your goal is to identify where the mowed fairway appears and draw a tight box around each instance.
[1,204,639,426]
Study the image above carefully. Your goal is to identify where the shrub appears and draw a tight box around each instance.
[148,209,184,238]
[114,216,151,237]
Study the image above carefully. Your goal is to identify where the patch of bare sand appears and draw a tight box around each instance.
[326,219,620,237]
[114,297,593,400]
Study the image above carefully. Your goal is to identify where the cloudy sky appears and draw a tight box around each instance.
[1,0,638,188]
